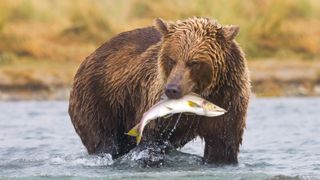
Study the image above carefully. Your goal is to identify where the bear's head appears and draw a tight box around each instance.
[155,17,240,99]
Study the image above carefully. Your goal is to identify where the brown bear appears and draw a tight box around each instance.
[68,17,251,164]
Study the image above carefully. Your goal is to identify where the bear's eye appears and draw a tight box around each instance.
[167,57,176,68]
[188,60,201,69]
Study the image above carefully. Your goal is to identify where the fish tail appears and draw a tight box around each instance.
[125,123,144,144]
[136,135,142,145]
[125,123,140,137]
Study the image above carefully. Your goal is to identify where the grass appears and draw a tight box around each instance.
[0,0,320,62]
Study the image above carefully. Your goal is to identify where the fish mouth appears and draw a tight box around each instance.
[208,106,227,116]
[217,107,227,113]
[209,110,226,117]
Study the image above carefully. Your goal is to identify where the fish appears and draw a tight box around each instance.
[125,93,226,145]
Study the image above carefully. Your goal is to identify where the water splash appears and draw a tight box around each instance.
[165,113,182,141]
[50,153,113,167]
[114,143,166,168]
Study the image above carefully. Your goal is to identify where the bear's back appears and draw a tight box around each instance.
[93,26,162,64]
[71,26,162,102]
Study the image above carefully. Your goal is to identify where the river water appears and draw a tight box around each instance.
[0,98,319,179]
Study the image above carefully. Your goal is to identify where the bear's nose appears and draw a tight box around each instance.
[165,84,182,99]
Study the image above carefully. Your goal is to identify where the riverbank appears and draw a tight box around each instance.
[0,59,319,101]
[249,59,320,97]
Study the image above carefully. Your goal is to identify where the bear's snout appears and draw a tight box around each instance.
[165,84,183,99]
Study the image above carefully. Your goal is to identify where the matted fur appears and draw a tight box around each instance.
[69,17,251,164]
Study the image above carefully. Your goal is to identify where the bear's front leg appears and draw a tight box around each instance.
[199,93,249,165]
[203,136,238,164]
[198,115,243,165]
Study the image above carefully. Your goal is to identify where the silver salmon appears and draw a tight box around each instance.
[126,93,226,144]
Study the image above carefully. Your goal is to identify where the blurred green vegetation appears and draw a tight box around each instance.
[0,0,319,64]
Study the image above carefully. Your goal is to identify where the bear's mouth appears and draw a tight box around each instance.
[164,83,182,99]
[164,82,196,99]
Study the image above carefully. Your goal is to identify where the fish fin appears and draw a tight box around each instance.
[125,123,140,137]
[166,106,173,110]
[189,92,202,98]
[160,94,168,101]
[183,112,196,116]
[163,113,173,119]
[187,100,201,107]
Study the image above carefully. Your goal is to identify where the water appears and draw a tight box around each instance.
[0,98,319,179]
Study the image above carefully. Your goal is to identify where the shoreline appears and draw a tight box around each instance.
[0,80,319,101]
[1,59,319,100]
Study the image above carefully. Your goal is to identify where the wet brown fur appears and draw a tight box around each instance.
[69,17,251,164]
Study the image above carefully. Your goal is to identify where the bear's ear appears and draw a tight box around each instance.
[222,25,239,41]
[154,18,170,35]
